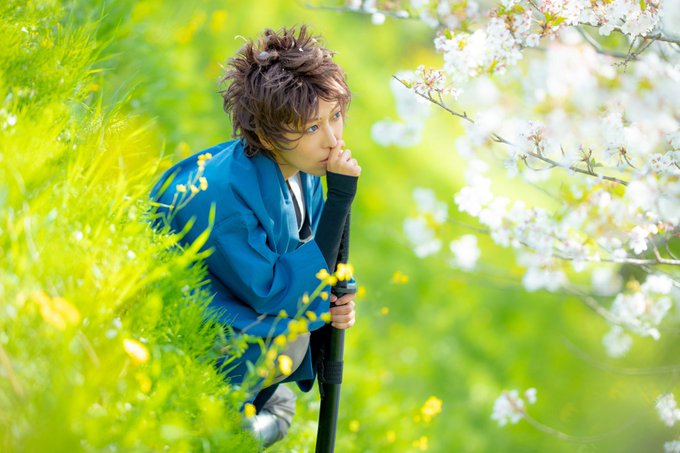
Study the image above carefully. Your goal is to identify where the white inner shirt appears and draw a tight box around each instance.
[287,173,306,230]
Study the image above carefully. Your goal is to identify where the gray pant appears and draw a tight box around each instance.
[249,332,311,446]
[269,332,310,385]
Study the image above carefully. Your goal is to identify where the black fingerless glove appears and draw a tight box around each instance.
[314,171,359,270]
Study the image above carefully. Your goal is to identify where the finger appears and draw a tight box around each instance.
[330,304,352,315]
[331,318,355,330]
[331,311,353,321]
[330,148,344,164]
[330,294,338,303]
[331,296,348,306]
[331,313,354,324]
[331,297,354,308]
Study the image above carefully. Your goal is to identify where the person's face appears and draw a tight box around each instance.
[275,98,344,180]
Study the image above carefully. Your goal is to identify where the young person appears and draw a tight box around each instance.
[150,26,360,447]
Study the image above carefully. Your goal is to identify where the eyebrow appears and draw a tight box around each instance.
[307,104,342,123]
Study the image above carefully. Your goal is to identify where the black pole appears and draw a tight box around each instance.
[315,214,355,453]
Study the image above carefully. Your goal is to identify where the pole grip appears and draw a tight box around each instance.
[315,213,353,453]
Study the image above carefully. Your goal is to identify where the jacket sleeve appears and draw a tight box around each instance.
[208,213,330,317]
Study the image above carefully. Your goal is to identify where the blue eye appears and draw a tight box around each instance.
[333,111,342,120]
[306,125,319,133]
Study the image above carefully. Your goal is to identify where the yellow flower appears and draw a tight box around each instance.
[380,307,390,315]
[357,286,366,297]
[278,355,293,375]
[274,335,287,347]
[135,372,152,393]
[176,184,187,194]
[190,184,200,194]
[335,263,354,281]
[265,349,277,362]
[178,141,191,157]
[288,319,308,335]
[320,312,332,323]
[198,152,213,161]
[306,311,317,321]
[210,10,228,33]
[244,403,257,418]
[421,396,443,423]
[302,294,310,304]
[390,271,409,284]
[386,430,396,443]
[278,309,288,318]
[413,436,429,451]
[123,338,150,364]
[320,292,329,301]
[316,268,340,286]
[349,420,360,432]
[199,176,208,191]
[33,291,80,330]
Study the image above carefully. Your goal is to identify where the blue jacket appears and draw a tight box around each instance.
[150,140,331,338]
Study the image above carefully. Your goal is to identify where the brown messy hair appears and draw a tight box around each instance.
[220,25,351,159]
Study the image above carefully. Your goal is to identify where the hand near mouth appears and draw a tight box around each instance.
[326,140,361,177]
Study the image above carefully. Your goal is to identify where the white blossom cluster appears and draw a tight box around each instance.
[608,274,674,342]
[538,0,662,37]
[453,162,574,292]
[371,71,431,148]
[449,234,480,271]
[602,325,633,358]
[657,393,680,427]
[491,388,537,426]
[352,0,482,29]
[448,160,679,346]
[666,440,680,453]
[405,185,482,269]
[441,32,680,297]
[434,13,538,85]
[403,188,448,258]
[432,0,663,86]
[412,64,461,99]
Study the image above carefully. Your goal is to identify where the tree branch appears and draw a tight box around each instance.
[637,32,680,46]
[522,411,638,444]
[524,150,630,186]
[576,27,630,59]
[392,76,473,122]
[393,76,631,187]
[561,336,680,376]
[303,2,417,21]
[505,390,639,443]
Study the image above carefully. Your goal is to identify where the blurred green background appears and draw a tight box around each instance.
[2,0,679,452]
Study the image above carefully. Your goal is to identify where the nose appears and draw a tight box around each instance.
[323,124,339,150]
